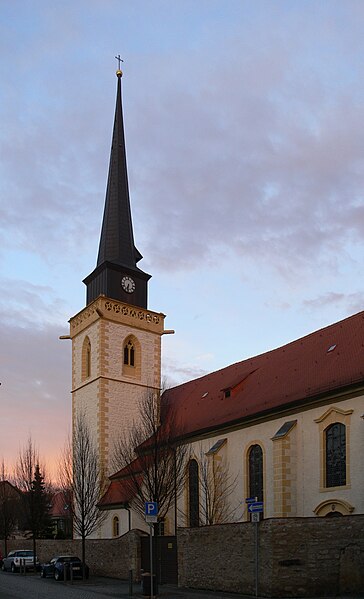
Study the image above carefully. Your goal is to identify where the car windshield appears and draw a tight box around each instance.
[17,551,33,557]
[64,557,80,562]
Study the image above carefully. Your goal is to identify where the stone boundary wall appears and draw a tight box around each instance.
[1,529,146,581]
[177,516,364,597]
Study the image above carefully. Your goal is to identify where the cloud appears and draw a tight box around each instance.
[303,292,364,314]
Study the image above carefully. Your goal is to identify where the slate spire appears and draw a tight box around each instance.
[97,69,142,268]
[83,69,150,308]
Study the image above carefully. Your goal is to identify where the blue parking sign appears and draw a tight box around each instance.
[145,501,158,516]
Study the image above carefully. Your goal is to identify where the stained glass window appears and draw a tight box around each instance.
[249,444,263,502]
[326,423,346,487]
[188,459,200,527]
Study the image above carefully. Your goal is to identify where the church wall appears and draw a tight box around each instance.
[71,322,101,447]
[180,393,364,524]
[96,508,148,539]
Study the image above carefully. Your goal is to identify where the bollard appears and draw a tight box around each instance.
[128,569,133,597]
[70,562,73,585]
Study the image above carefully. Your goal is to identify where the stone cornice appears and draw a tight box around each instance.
[69,295,166,338]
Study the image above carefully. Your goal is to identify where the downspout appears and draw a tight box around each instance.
[125,505,131,531]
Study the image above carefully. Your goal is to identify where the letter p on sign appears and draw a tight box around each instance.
[145,501,158,516]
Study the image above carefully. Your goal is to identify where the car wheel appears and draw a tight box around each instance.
[11,563,16,573]
[2,564,6,572]
[54,570,60,581]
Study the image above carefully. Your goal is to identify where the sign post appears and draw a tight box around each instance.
[246,499,263,597]
[145,502,158,598]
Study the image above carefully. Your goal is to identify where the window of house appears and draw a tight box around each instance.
[188,459,200,527]
[158,518,165,536]
[325,423,346,487]
[248,444,263,503]
[112,515,120,537]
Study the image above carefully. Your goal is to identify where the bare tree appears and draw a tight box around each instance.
[59,411,107,576]
[111,388,189,531]
[197,445,238,525]
[0,460,21,555]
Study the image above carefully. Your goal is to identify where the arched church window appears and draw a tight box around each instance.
[122,335,141,379]
[188,459,200,527]
[112,515,120,537]
[325,423,346,487]
[248,444,263,504]
[124,340,135,367]
[82,337,91,381]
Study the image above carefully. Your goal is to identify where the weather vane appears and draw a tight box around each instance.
[115,54,124,70]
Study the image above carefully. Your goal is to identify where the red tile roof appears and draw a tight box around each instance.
[98,480,136,508]
[49,491,71,517]
[161,311,364,438]
[101,311,364,508]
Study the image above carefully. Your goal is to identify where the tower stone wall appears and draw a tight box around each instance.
[70,296,165,476]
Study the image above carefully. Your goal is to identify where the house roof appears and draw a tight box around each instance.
[98,480,136,508]
[49,491,72,518]
[161,310,364,438]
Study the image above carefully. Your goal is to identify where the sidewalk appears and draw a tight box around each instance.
[76,576,364,599]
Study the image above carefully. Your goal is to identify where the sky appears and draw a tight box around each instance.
[1,0,364,478]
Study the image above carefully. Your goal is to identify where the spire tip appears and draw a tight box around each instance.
[116,69,123,78]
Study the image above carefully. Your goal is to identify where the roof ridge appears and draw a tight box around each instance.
[164,309,364,393]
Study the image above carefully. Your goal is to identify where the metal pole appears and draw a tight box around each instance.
[150,523,154,598]
[255,519,259,597]
[128,569,133,597]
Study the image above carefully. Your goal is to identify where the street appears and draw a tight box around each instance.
[0,571,362,599]
[0,571,131,599]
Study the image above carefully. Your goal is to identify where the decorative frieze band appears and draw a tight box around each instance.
[104,300,161,324]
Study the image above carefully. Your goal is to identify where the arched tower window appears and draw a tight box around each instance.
[248,444,263,503]
[82,336,91,381]
[325,423,346,487]
[188,459,200,527]
[124,340,135,366]
[112,515,120,537]
[122,335,141,378]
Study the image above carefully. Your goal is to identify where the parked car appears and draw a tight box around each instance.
[2,550,40,572]
[40,555,89,580]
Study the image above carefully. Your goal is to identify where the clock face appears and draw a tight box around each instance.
[121,276,136,293]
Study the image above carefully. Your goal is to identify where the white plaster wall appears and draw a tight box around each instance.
[90,508,149,539]
[178,394,364,524]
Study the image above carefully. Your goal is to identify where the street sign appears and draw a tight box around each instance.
[146,515,158,523]
[145,501,158,516]
[245,497,257,503]
[251,512,260,522]
[248,501,263,513]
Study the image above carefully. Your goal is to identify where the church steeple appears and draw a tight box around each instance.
[83,69,150,308]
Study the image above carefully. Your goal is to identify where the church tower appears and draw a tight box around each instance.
[69,68,166,477]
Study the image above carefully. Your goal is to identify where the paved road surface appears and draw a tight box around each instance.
[0,571,362,599]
